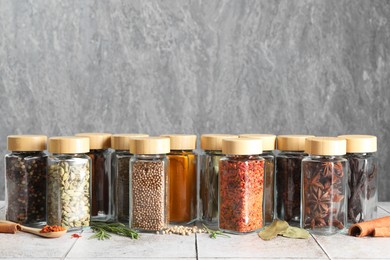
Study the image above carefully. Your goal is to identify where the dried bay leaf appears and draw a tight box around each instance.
[258,219,289,240]
[280,226,310,239]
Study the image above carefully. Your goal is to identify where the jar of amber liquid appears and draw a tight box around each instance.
[200,134,238,227]
[275,135,314,226]
[301,137,348,235]
[338,135,378,224]
[111,133,149,224]
[5,135,48,227]
[162,134,197,224]
[75,133,113,222]
[219,138,264,234]
[240,134,276,225]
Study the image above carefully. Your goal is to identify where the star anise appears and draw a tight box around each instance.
[308,187,331,214]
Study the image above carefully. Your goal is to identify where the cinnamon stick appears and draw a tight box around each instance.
[0,222,21,234]
[349,216,390,237]
[373,227,390,237]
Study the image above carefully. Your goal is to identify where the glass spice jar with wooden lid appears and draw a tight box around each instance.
[275,134,314,226]
[199,134,238,227]
[301,137,348,235]
[338,135,378,224]
[129,137,170,232]
[219,138,265,234]
[239,134,276,225]
[75,133,113,222]
[111,133,149,224]
[5,135,48,227]
[47,136,91,230]
[161,134,197,224]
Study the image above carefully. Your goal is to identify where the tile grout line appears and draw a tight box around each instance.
[311,234,332,260]
[195,233,199,260]
[378,205,390,214]
[62,230,84,260]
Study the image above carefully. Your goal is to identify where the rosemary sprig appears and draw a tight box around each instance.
[202,224,230,239]
[89,222,139,240]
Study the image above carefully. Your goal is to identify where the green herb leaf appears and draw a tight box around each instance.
[89,222,139,240]
[202,224,230,239]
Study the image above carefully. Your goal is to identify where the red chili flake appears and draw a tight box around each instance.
[71,234,82,238]
[219,158,264,233]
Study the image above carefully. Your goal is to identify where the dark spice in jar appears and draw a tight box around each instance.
[219,159,264,233]
[276,155,304,223]
[115,154,132,223]
[5,153,47,226]
[263,154,275,223]
[131,161,166,231]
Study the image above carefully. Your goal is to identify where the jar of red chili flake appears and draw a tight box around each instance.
[219,138,265,234]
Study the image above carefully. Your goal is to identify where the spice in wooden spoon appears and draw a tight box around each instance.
[0,221,67,238]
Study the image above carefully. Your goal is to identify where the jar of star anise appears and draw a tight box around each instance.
[219,138,264,234]
[338,135,378,224]
[301,137,348,235]
[275,135,314,226]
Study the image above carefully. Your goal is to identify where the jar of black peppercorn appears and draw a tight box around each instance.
[47,136,91,230]
[75,133,113,222]
[301,137,348,235]
[338,135,378,224]
[240,134,276,225]
[111,133,149,224]
[275,135,314,226]
[5,135,48,227]
[219,138,265,234]
[199,134,238,228]
[129,137,170,232]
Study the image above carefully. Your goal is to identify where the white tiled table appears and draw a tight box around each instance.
[0,201,389,260]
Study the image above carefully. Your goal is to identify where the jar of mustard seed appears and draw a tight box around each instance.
[338,135,378,224]
[129,137,170,232]
[75,133,113,222]
[219,138,264,234]
[240,134,276,225]
[275,134,314,226]
[199,134,238,227]
[301,137,348,235]
[47,136,91,230]
[111,133,149,224]
[161,134,197,224]
[5,135,48,227]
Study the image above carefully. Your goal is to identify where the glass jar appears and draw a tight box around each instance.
[5,135,48,227]
[111,133,149,224]
[161,134,197,224]
[275,135,314,226]
[75,133,113,222]
[129,137,170,232]
[240,134,276,225]
[219,138,265,234]
[339,135,378,224]
[301,137,348,235]
[47,137,91,230]
[199,134,238,227]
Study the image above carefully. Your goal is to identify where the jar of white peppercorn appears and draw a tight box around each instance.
[129,137,170,232]
[5,135,48,227]
[111,133,149,224]
[47,136,91,230]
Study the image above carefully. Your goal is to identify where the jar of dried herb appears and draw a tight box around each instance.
[240,134,276,225]
[129,137,170,231]
[338,135,378,224]
[111,133,149,224]
[275,135,314,226]
[219,138,265,234]
[5,135,48,227]
[301,137,348,235]
[75,133,113,222]
[47,137,91,230]
[161,134,197,224]
[199,134,238,227]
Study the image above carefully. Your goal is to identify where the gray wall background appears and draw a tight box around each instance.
[0,0,389,200]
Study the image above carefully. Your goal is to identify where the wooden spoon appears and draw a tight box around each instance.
[0,220,67,238]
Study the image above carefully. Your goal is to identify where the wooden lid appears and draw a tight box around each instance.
[222,138,262,155]
[129,137,170,154]
[160,134,197,150]
[200,134,238,151]
[338,135,377,153]
[305,137,346,156]
[239,134,276,151]
[277,135,315,151]
[49,136,90,154]
[75,133,112,149]
[7,135,47,151]
[111,134,149,150]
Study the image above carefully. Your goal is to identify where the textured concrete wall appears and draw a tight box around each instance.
[0,0,389,200]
